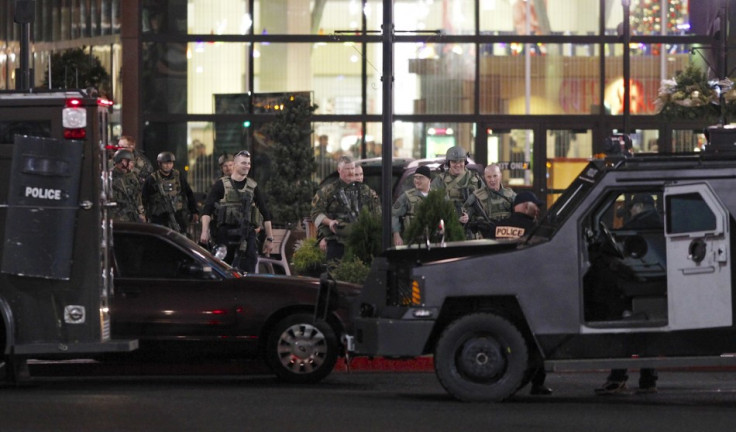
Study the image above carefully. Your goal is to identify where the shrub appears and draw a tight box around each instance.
[403,189,465,244]
[329,253,371,285]
[291,237,325,277]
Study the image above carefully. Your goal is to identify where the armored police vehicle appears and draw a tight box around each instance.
[0,89,137,384]
[342,136,736,401]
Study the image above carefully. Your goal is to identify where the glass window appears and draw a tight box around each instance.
[666,192,716,234]
[114,233,199,279]
[487,128,533,188]
[628,0,691,36]
[482,0,600,35]
[672,129,706,152]
[396,0,474,35]
[480,43,601,115]
[142,42,190,114]
[396,42,475,115]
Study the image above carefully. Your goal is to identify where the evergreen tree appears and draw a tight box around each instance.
[404,189,465,245]
[43,48,110,94]
[260,94,318,225]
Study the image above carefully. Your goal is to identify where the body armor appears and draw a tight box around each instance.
[148,169,184,216]
[215,176,258,227]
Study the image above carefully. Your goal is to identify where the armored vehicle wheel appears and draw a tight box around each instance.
[265,313,338,384]
[434,313,528,402]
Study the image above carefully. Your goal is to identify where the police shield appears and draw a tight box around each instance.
[1,135,83,279]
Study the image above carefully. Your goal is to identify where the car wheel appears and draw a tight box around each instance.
[434,313,528,402]
[265,313,338,384]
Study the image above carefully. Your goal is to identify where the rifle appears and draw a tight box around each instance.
[338,188,358,223]
[467,191,496,239]
[156,179,182,232]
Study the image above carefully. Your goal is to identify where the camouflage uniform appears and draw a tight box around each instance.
[391,188,427,238]
[311,180,381,260]
[110,167,145,222]
[464,185,516,222]
[130,150,154,187]
[430,169,483,239]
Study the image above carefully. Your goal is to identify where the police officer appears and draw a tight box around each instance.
[391,165,431,246]
[311,156,381,261]
[118,135,154,187]
[142,151,199,234]
[217,153,234,179]
[493,191,542,239]
[463,164,516,238]
[110,149,146,223]
[199,150,274,272]
[430,146,482,236]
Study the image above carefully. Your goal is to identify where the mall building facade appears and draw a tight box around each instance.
[0,0,729,203]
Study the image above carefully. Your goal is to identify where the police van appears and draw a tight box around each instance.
[333,133,736,402]
[0,89,137,384]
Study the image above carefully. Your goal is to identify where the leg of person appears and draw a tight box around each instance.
[529,368,552,395]
[637,368,658,394]
[595,368,629,395]
[240,229,259,273]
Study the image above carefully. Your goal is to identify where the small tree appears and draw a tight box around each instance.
[43,48,110,94]
[260,94,317,225]
[404,189,465,244]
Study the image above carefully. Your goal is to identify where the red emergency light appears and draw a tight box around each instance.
[63,97,87,139]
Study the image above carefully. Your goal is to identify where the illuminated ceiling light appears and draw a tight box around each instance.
[452,45,463,55]
[253,49,261,58]
[196,66,203,73]
[350,54,359,62]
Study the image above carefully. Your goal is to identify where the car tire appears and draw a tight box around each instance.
[434,313,528,402]
[265,313,338,384]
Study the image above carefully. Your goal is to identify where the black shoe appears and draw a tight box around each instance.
[530,384,553,395]
[636,385,657,395]
[594,380,627,395]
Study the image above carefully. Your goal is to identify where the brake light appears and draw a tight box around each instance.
[63,97,87,139]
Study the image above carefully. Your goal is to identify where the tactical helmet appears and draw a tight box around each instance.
[113,149,134,164]
[445,145,467,162]
[157,151,176,163]
[218,153,233,166]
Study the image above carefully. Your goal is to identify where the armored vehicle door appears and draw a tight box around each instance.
[664,183,731,330]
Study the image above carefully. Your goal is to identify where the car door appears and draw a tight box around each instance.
[664,183,732,330]
[112,231,240,340]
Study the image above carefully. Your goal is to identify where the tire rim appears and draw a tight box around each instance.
[276,323,328,374]
[455,335,506,382]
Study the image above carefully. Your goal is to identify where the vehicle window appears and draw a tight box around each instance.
[666,192,716,234]
[0,121,52,144]
[114,233,204,279]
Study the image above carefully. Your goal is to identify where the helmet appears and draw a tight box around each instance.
[113,149,134,164]
[445,145,467,162]
[157,151,176,163]
[218,153,233,166]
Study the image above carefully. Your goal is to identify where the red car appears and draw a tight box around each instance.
[110,222,359,383]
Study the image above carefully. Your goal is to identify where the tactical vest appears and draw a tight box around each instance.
[401,189,426,234]
[474,186,515,221]
[149,169,185,216]
[215,176,258,227]
[436,169,481,205]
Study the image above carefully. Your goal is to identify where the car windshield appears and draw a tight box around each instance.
[527,160,603,242]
